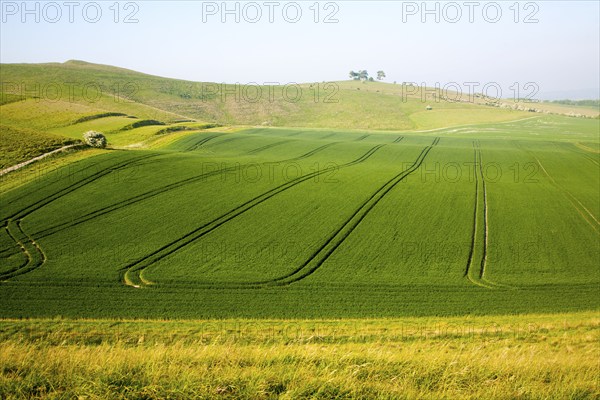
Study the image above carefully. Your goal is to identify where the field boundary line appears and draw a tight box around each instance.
[407,116,539,134]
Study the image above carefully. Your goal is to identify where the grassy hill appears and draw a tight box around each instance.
[4,60,597,171]
[0,60,530,132]
[0,60,539,169]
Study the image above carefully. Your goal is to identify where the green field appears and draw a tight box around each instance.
[1,61,599,399]
[0,115,598,319]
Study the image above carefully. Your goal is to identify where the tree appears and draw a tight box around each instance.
[349,70,360,80]
[377,70,386,80]
[359,70,369,81]
[83,131,107,148]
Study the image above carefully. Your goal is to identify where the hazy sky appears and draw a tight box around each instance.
[1,1,599,99]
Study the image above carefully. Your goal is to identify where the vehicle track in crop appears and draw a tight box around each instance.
[32,142,344,240]
[0,222,27,276]
[572,143,600,166]
[204,135,251,148]
[5,154,158,221]
[464,141,510,289]
[248,137,441,287]
[184,133,225,151]
[355,134,369,141]
[535,156,599,232]
[393,136,404,143]
[0,220,47,281]
[548,142,599,168]
[283,142,339,161]
[246,140,294,155]
[0,153,159,280]
[517,142,599,233]
[120,144,387,287]
[127,139,435,289]
[2,154,131,206]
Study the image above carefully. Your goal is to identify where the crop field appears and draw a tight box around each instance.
[2,2,600,395]
[0,115,598,319]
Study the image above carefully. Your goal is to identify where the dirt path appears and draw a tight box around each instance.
[0,144,82,177]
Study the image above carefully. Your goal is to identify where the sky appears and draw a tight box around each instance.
[1,0,599,99]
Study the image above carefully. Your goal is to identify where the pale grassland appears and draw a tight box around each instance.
[0,312,598,399]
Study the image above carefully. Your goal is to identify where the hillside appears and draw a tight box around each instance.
[2,60,597,170]
[0,60,530,131]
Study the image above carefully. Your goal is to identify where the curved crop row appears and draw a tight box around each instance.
[251,138,441,287]
[184,134,225,151]
[121,144,387,287]
[246,140,294,155]
[464,141,510,289]
[0,153,159,280]
[33,142,344,240]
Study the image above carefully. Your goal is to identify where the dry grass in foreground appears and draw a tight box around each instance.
[0,312,598,399]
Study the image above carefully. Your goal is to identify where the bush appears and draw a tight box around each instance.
[83,131,107,148]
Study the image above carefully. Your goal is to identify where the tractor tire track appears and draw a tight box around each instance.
[0,220,46,281]
[536,156,599,232]
[355,134,369,141]
[282,142,339,162]
[246,140,294,155]
[463,141,494,289]
[0,153,158,281]
[130,139,433,289]
[250,138,441,287]
[184,133,225,151]
[393,136,404,143]
[5,153,158,221]
[464,141,510,289]
[205,135,250,148]
[120,144,387,287]
[2,154,130,206]
[476,142,491,282]
[33,142,343,240]
[0,222,28,277]
[555,142,599,167]
[517,142,599,232]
